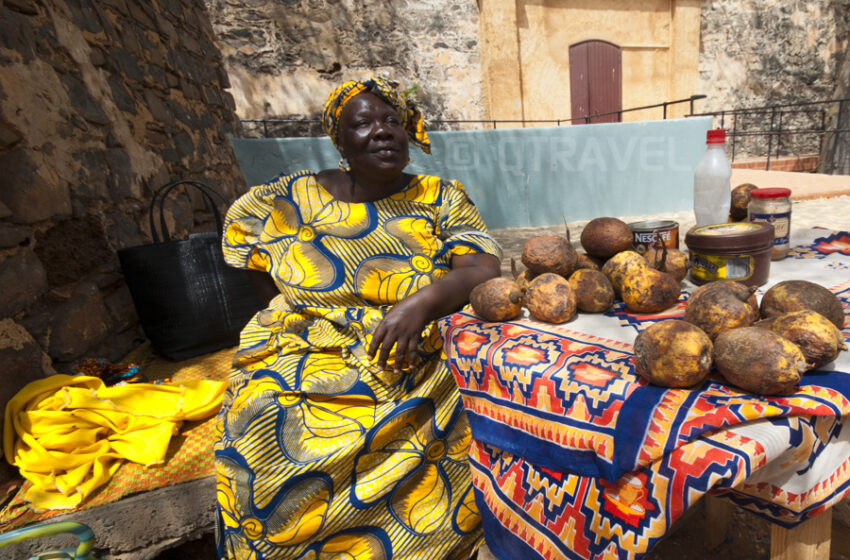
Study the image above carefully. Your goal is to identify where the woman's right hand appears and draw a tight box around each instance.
[368,296,431,373]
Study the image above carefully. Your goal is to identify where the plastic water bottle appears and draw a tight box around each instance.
[693,129,732,227]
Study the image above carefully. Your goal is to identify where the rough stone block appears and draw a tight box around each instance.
[107,147,140,201]
[0,201,12,219]
[104,284,138,331]
[0,224,31,249]
[0,119,23,148]
[75,148,109,198]
[180,78,201,100]
[107,210,146,249]
[143,89,173,123]
[60,74,109,125]
[48,281,111,361]
[0,10,37,63]
[0,249,48,318]
[173,131,195,158]
[95,325,145,363]
[105,73,137,114]
[66,1,104,33]
[0,318,55,470]
[127,1,157,30]
[0,148,72,224]
[108,46,146,83]
[34,215,117,287]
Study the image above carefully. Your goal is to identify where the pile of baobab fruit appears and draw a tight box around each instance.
[469,216,847,396]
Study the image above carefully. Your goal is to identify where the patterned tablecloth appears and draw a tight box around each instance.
[438,228,850,560]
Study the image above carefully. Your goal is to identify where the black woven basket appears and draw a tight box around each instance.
[118,180,264,361]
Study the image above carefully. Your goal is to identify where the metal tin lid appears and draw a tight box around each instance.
[685,222,774,252]
[750,187,792,199]
[628,220,678,232]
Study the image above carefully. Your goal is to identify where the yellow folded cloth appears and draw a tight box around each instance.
[3,374,226,511]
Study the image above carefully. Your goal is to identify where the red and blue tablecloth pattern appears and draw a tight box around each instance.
[438,229,850,560]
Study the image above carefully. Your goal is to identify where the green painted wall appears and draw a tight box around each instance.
[229,117,712,229]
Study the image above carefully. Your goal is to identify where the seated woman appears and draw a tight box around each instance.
[215,76,502,559]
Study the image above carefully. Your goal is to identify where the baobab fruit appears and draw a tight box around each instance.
[510,257,536,292]
[470,277,523,322]
[575,252,602,271]
[633,320,713,388]
[643,246,689,283]
[521,234,577,277]
[620,268,681,313]
[714,327,808,395]
[760,279,845,328]
[568,269,615,313]
[525,273,577,324]
[761,309,847,369]
[580,217,634,259]
[684,281,759,339]
[729,183,758,221]
[601,250,648,296]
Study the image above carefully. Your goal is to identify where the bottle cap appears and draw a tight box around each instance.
[750,187,792,199]
[706,129,726,144]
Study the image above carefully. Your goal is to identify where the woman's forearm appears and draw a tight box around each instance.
[408,253,501,323]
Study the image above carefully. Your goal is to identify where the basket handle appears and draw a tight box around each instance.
[149,180,229,243]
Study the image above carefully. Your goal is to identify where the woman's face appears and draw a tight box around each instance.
[338,93,410,177]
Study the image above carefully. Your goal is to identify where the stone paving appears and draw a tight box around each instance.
[489,194,850,276]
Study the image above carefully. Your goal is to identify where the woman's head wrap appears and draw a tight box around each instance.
[321,76,431,155]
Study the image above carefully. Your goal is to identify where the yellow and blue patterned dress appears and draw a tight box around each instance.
[215,171,502,559]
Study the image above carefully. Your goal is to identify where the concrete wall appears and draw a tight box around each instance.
[230,117,713,229]
[479,0,701,124]
[0,0,245,467]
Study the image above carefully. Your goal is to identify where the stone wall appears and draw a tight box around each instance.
[208,0,849,163]
[0,0,246,444]
[204,0,484,137]
[698,0,850,160]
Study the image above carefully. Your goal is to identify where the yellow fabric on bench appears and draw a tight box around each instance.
[4,374,226,511]
[0,347,234,528]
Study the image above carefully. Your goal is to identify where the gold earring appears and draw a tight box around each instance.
[338,158,350,172]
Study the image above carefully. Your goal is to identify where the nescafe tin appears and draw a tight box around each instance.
[629,220,679,254]
[685,222,774,286]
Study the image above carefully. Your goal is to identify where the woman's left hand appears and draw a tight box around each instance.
[368,297,430,373]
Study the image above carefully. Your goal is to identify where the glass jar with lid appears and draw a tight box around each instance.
[748,187,792,260]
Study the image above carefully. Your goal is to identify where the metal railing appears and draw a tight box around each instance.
[238,94,707,137]
[692,97,850,171]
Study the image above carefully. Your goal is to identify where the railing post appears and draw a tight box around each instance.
[720,111,725,129]
[663,102,668,120]
[766,107,776,171]
[263,120,268,138]
[776,110,783,161]
[831,99,845,172]
[731,113,737,162]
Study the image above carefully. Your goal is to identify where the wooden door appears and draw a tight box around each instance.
[570,40,622,124]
